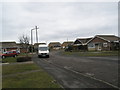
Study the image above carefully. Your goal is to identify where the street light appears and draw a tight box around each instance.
[31,26,39,53]
[31,29,35,45]
[31,29,35,53]
[31,26,39,45]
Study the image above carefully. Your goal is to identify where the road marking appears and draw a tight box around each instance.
[37,57,119,89]
[51,62,119,88]
[85,73,94,77]
[64,66,72,69]
[64,67,119,89]
[43,59,53,64]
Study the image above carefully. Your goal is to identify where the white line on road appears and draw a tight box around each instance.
[64,67,119,89]
[37,57,119,89]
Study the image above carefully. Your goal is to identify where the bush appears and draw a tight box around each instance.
[65,45,73,52]
[17,57,32,62]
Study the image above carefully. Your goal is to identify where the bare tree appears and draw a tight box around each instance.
[18,34,30,52]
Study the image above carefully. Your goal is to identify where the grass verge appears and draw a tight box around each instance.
[2,63,39,75]
[2,57,16,63]
[62,51,119,57]
[2,63,61,88]
[2,53,33,63]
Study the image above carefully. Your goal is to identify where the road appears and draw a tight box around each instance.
[32,51,119,89]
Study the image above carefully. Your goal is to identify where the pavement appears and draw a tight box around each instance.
[32,51,119,89]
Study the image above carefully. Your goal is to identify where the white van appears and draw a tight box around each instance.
[38,45,49,58]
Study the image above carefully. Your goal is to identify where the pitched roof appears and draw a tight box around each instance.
[48,42,61,47]
[34,43,46,45]
[74,38,93,45]
[87,35,120,44]
[77,38,92,43]
[0,41,19,48]
[96,35,120,42]
[62,41,73,46]
[49,42,61,44]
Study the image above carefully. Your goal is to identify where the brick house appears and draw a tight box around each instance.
[0,42,20,53]
[73,38,92,51]
[87,35,120,51]
[48,42,61,50]
[61,41,73,49]
[16,43,28,53]
[0,41,29,53]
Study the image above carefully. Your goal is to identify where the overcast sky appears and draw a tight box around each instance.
[1,1,118,44]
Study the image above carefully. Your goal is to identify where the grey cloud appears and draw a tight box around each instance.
[2,2,118,43]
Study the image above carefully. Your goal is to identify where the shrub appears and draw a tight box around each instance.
[17,57,32,62]
[65,45,73,52]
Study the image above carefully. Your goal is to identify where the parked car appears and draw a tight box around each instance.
[11,50,20,54]
[0,51,18,59]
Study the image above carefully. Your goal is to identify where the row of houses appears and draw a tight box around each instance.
[0,35,120,53]
[0,42,29,53]
[74,35,120,51]
[48,35,120,51]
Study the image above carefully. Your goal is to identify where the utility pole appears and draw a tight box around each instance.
[31,29,35,53]
[35,26,39,43]
[30,26,39,53]
[31,29,34,45]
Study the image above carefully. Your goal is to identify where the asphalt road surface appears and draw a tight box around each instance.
[32,51,119,89]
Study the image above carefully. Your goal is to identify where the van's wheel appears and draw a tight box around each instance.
[2,56,5,59]
[38,55,40,58]
[47,55,49,58]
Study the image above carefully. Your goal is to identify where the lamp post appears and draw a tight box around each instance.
[31,29,34,45]
[31,29,35,53]
[31,26,39,53]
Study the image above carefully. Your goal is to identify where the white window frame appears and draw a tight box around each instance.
[103,43,108,47]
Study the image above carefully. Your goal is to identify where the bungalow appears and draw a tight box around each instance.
[16,43,28,53]
[62,41,73,49]
[0,41,30,53]
[73,38,92,51]
[0,41,20,53]
[87,35,120,51]
[48,42,61,50]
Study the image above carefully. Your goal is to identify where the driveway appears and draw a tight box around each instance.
[32,51,119,89]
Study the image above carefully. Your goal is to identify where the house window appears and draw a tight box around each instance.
[103,43,108,47]
[88,43,95,48]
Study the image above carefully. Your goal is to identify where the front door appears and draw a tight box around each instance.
[95,43,102,51]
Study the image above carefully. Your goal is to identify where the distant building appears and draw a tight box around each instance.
[16,43,28,53]
[34,43,46,51]
[62,41,73,49]
[48,42,61,50]
[73,38,92,51]
[0,41,20,53]
[0,41,30,53]
[87,35,120,51]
